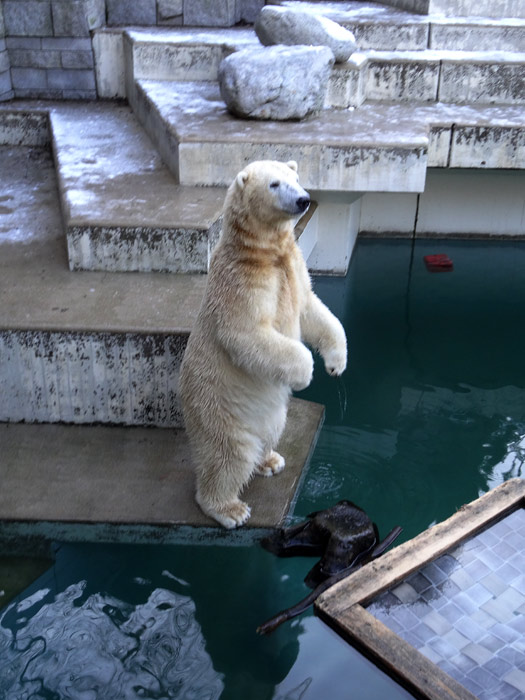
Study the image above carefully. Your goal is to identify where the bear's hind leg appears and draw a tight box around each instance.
[254,399,288,477]
[194,434,260,529]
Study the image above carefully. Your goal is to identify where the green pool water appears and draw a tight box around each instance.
[1,239,524,699]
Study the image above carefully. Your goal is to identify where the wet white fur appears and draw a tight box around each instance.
[180,160,347,528]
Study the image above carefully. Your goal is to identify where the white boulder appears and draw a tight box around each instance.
[218,45,334,120]
[254,6,356,64]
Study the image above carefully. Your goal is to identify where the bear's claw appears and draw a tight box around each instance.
[323,348,347,376]
[255,450,285,477]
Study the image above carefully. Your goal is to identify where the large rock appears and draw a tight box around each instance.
[254,6,356,64]
[218,45,334,120]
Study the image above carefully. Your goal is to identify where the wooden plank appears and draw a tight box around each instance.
[316,477,525,617]
[318,604,478,700]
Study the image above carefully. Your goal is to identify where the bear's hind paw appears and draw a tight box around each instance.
[197,494,252,529]
[255,451,285,477]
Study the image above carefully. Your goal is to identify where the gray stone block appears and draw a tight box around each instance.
[158,0,183,26]
[11,67,47,89]
[184,0,240,28]
[240,0,264,23]
[0,50,10,73]
[6,37,42,50]
[51,0,105,37]
[61,50,94,69]
[47,68,96,90]
[0,69,13,95]
[63,88,97,99]
[9,48,61,69]
[13,87,59,99]
[0,6,5,37]
[3,1,53,37]
[107,0,157,26]
[42,37,92,50]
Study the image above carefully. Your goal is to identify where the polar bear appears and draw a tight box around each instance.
[180,160,347,529]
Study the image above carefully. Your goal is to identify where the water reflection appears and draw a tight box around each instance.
[484,429,525,491]
[0,582,224,699]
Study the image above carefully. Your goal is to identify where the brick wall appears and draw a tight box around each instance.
[0,1,13,100]
[3,0,104,99]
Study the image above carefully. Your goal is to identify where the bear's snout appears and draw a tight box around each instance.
[296,196,310,213]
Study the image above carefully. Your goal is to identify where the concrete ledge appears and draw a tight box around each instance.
[0,329,187,426]
[46,102,226,272]
[135,79,429,192]
[0,109,49,145]
[0,398,324,545]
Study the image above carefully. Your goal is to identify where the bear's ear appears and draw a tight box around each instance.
[286,160,298,172]
[236,170,249,189]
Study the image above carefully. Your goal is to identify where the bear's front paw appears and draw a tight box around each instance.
[323,346,347,376]
[290,346,314,391]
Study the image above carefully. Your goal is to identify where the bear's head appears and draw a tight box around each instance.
[226,160,311,231]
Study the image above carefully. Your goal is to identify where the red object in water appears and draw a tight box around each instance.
[424,254,453,272]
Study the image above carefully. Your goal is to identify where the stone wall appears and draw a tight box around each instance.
[105,0,264,27]
[0,0,266,101]
[0,1,13,101]
[3,0,104,99]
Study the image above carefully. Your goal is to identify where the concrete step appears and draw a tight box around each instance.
[0,398,324,545]
[120,26,525,110]
[0,142,207,427]
[131,78,429,192]
[1,104,225,275]
[130,78,525,192]
[377,0,525,20]
[270,1,525,49]
[0,102,225,275]
[360,49,525,106]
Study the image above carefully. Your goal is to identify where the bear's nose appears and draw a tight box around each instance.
[296,196,310,212]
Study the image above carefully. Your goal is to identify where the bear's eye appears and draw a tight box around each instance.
[269,181,280,189]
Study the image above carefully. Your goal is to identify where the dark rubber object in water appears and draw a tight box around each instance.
[261,500,379,588]
[257,524,403,635]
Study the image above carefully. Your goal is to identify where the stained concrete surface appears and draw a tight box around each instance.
[0,144,207,334]
[0,398,324,537]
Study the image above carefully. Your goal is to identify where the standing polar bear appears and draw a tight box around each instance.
[180,160,347,529]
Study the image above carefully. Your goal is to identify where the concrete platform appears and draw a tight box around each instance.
[132,79,429,192]
[0,142,208,426]
[0,397,324,546]
[0,102,225,274]
[131,79,525,190]
[120,24,525,109]
[49,103,225,273]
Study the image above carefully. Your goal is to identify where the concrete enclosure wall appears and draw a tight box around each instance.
[359,169,525,238]
[0,2,13,100]
[0,0,265,100]
[3,0,104,99]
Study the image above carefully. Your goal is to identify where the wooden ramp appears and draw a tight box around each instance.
[316,479,525,700]
[0,398,324,551]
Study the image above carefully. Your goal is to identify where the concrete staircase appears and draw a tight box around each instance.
[0,130,324,543]
[97,0,525,259]
[0,0,524,545]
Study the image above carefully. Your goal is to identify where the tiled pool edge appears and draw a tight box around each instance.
[316,478,525,700]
